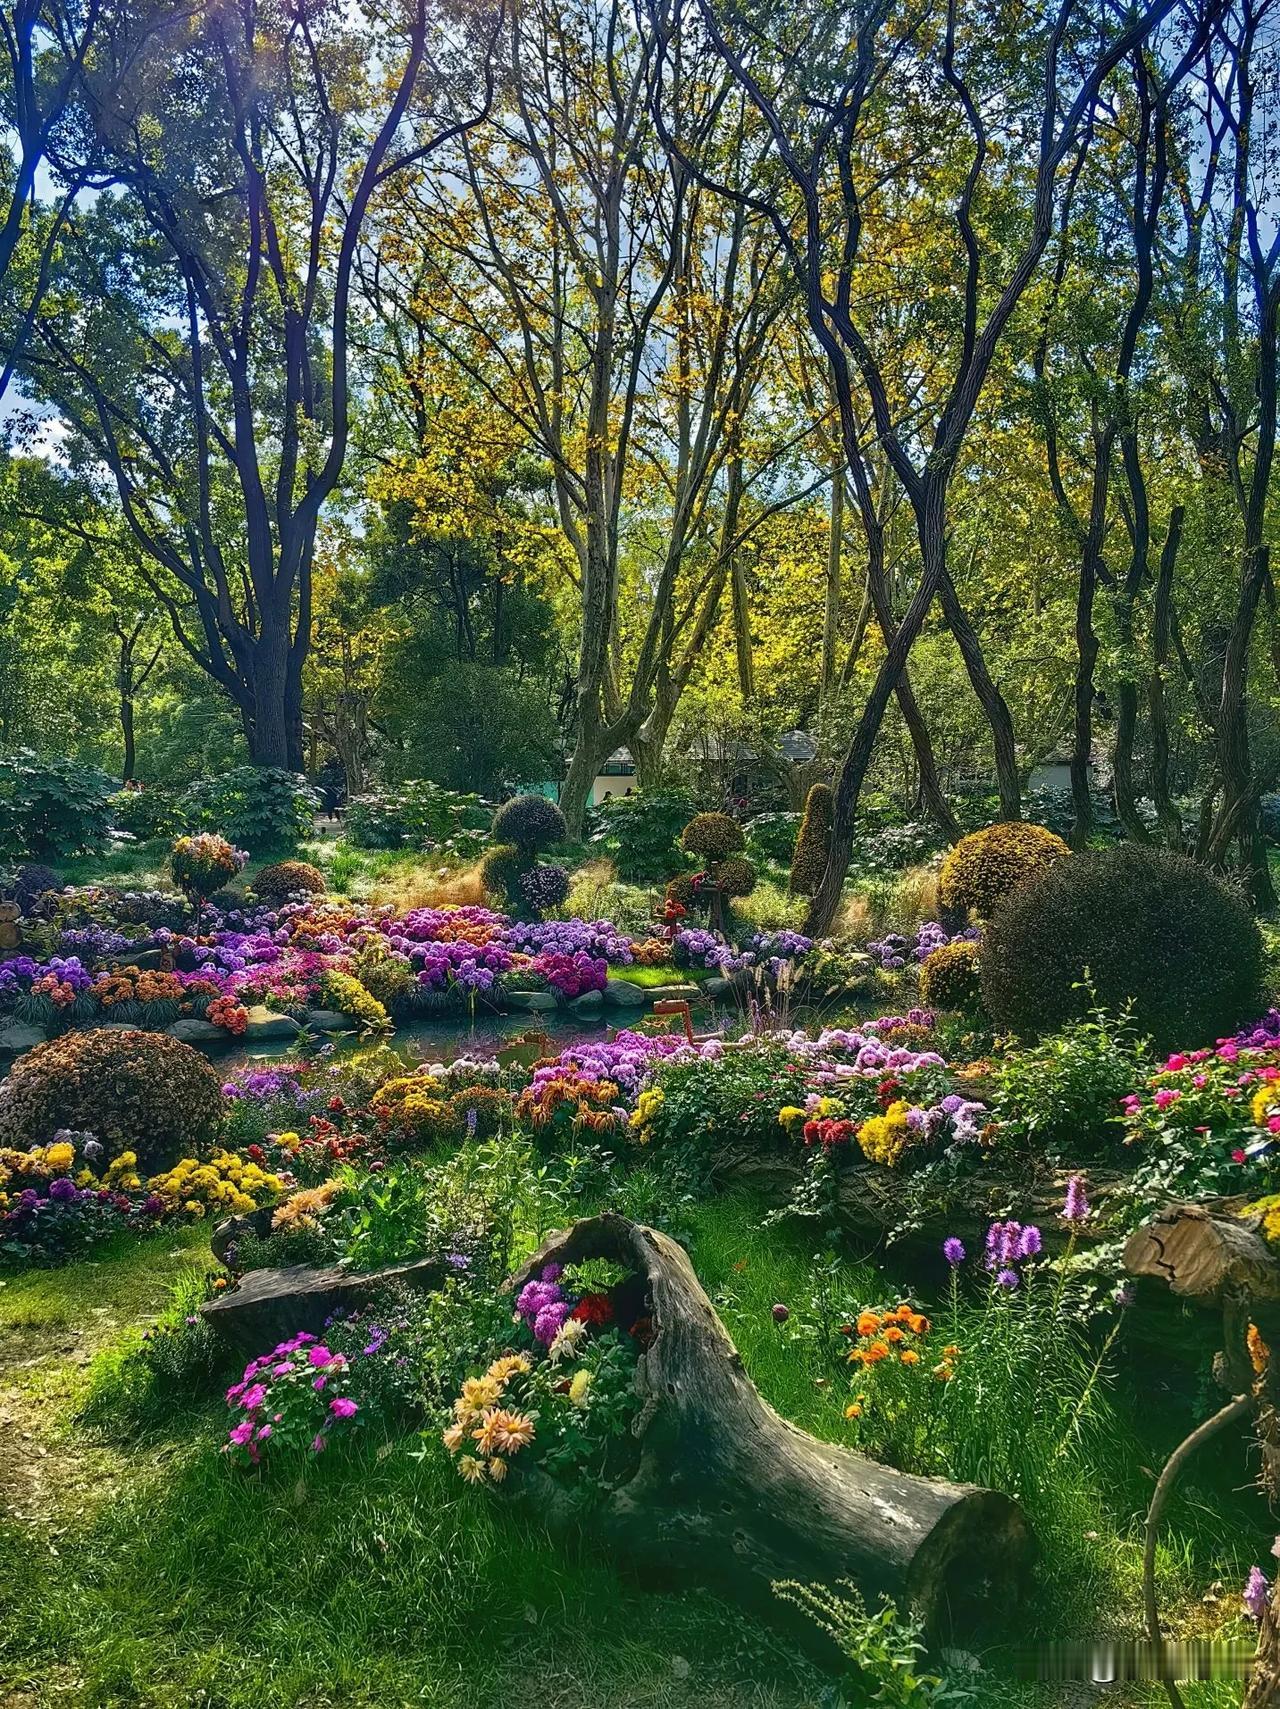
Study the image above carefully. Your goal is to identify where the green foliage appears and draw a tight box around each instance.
[992,1005,1150,1155]
[107,786,182,841]
[78,1265,230,1440]
[713,854,757,898]
[491,793,566,854]
[252,858,327,899]
[789,784,833,895]
[0,749,115,858]
[592,788,698,880]
[0,1026,223,1169]
[0,860,62,912]
[744,809,801,867]
[178,766,319,852]
[938,822,1070,922]
[772,1582,973,1706]
[344,780,490,851]
[981,845,1264,1050]
[918,941,982,1010]
[729,879,810,935]
[479,842,529,911]
[680,810,744,861]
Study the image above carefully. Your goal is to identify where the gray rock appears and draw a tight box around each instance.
[505,990,557,1012]
[645,984,701,1003]
[201,1254,446,1354]
[702,976,735,999]
[166,1017,229,1047]
[243,1004,301,1041]
[0,1020,47,1057]
[211,1205,277,1266]
[570,989,604,1015]
[603,978,648,1007]
[304,1008,355,1033]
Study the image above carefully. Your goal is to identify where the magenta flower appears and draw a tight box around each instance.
[329,1396,358,1419]
[1063,1175,1089,1223]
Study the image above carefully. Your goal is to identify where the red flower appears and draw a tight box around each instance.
[571,1292,614,1327]
[1232,1148,1247,1163]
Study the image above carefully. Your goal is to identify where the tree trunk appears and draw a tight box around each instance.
[821,461,843,705]
[1069,557,1099,848]
[938,570,1020,821]
[504,1213,1032,1639]
[1147,507,1185,849]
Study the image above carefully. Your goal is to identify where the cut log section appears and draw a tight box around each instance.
[503,1212,1032,1639]
[1123,1202,1280,1306]
[200,1255,444,1355]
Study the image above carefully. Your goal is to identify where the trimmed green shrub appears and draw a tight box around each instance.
[745,810,801,868]
[0,1028,223,1168]
[981,845,1264,1050]
[0,751,115,858]
[253,859,326,900]
[714,855,758,899]
[665,873,698,908]
[593,788,697,880]
[345,780,489,850]
[178,766,318,852]
[680,811,744,861]
[480,843,529,910]
[491,793,566,855]
[938,821,1069,921]
[919,940,982,1010]
[789,784,833,895]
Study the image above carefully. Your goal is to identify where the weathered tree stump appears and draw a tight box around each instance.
[503,1213,1032,1639]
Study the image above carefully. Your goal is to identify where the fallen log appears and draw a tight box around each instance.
[501,1212,1032,1640]
[1122,1202,1280,1308]
[200,1254,444,1355]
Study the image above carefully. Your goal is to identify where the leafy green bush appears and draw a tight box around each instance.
[0,1027,223,1168]
[992,1007,1150,1156]
[938,820,1069,921]
[0,750,115,858]
[491,793,566,855]
[593,788,697,880]
[107,786,182,841]
[253,859,326,900]
[789,784,832,894]
[713,855,757,898]
[680,811,744,861]
[918,941,981,1010]
[344,780,490,850]
[178,766,318,852]
[744,810,801,868]
[981,845,1264,1050]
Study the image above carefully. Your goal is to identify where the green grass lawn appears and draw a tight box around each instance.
[0,1194,1259,1709]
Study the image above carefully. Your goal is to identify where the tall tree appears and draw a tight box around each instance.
[19,0,497,769]
[650,0,1207,931]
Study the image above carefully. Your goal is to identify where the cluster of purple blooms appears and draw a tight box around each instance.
[220,1066,310,1105]
[551,1029,686,1099]
[1236,1009,1280,1049]
[672,927,722,968]
[786,1023,947,1081]
[0,953,95,997]
[866,921,981,971]
[501,918,634,964]
[515,1262,573,1345]
[983,1219,1043,1288]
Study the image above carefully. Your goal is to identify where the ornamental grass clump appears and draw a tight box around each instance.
[0,1027,223,1169]
[938,821,1069,922]
[981,844,1264,1052]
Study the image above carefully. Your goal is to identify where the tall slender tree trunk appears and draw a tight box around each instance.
[820,460,843,704]
[938,570,1020,820]
[1147,506,1185,848]
[1069,556,1098,847]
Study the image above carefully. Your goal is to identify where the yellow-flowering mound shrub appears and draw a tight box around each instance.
[919,941,982,1010]
[147,1149,284,1217]
[938,822,1069,921]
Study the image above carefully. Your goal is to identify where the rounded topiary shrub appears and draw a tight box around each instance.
[0,1028,223,1168]
[713,855,757,898]
[491,794,567,855]
[789,784,833,895]
[253,859,326,900]
[480,843,529,911]
[1,862,63,914]
[981,845,1264,1050]
[666,873,698,908]
[680,812,744,861]
[939,821,1069,921]
[519,862,571,916]
[919,940,982,1010]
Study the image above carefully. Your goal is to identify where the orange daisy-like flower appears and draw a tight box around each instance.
[855,1312,881,1337]
[907,1314,930,1336]
[899,1349,920,1366]
[862,1341,889,1364]
[883,1326,906,1345]
[490,1409,536,1454]
[942,1344,960,1360]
